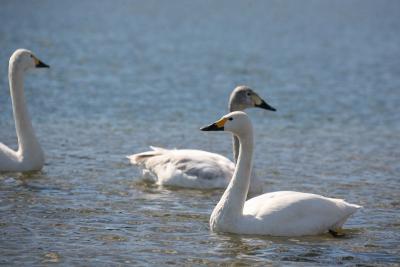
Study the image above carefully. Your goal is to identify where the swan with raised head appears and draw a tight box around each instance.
[0,49,50,172]
[201,111,361,236]
[128,86,276,194]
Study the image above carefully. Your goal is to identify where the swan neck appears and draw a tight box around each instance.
[228,101,242,163]
[228,101,243,113]
[9,64,41,155]
[211,126,254,228]
[229,130,254,207]
[232,136,239,163]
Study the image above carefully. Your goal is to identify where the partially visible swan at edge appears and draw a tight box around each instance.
[0,49,50,172]
[200,111,361,236]
[127,86,276,195]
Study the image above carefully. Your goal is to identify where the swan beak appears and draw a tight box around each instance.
[35,60,50,68]
[254,97,276,111]
[200,118,227,131]
[200,123,223,131]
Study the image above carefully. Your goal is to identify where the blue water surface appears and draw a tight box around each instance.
[0,0,399,265]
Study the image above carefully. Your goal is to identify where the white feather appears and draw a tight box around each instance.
[0,49,47,172]
[128,147,263,194]
[207,111,362,236]
[127,86,275,195]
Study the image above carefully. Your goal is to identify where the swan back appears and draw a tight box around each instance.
[128,147,235,188]
[240,191,362,236]
[128,146,264,194]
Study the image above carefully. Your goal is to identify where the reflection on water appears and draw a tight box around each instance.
[1,0,400,265]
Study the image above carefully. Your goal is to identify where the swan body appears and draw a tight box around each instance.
[128,146,235,189]
[0,49,49,172]
[201,111,361,236]
[128,86,275,194]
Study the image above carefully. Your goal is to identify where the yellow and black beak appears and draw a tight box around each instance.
[200,117,227,131]
[34,57,50,68]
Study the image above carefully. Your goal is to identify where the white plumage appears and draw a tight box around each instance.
[0,49,50,172]
[239,191,361,236]
[202,111,361,236]
[128,86,276,195]
[128,147,234,189]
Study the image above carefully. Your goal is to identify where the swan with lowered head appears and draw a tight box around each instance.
[201,111,361,236]
[0,49,49,172]
[127,86,276,194]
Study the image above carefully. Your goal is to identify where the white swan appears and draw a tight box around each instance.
[200,111,361,236]
[0,49,50,172]
[127,86,276,194]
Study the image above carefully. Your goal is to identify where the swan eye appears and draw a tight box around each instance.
[30,55,33,58]
[228,117,233,121]
[246,92,251,96]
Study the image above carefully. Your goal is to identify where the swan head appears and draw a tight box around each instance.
[9,49,49,71]
[201,111,252,136]
[229,85,276,112]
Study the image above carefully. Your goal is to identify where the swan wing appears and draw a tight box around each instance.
[127,147,235,188]
[241,191,361,236]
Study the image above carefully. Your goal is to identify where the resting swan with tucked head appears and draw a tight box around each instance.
[201,111,361,236]
[128,86,276,194]
[0,49,49,172]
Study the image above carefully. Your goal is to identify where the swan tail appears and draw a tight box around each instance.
[343,202,362,215]
[127,149,164,165]
[149,146,168,152]
[330,201,362,232]
[349,203,363,210]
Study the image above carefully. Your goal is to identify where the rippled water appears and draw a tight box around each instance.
[1,0,399,265]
